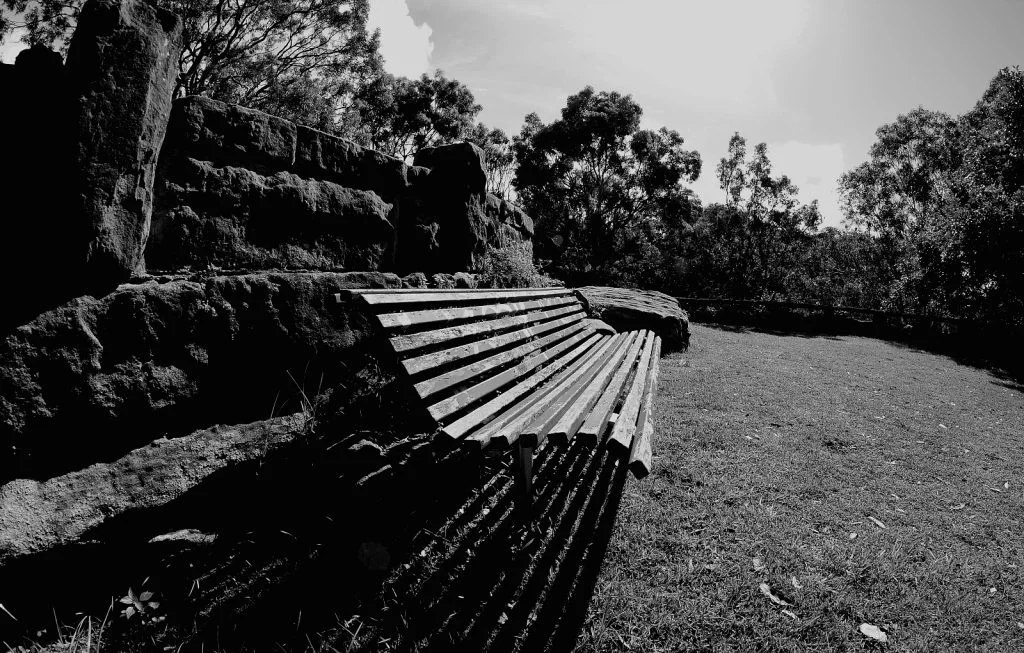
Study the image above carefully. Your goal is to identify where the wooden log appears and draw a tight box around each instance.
[547,331,640,445]
[434,332,602,436]
[628,335,661,478]
[389,302,581,353]
[606,331,657,454]
[576,331,648,445]
[376,295,578,330]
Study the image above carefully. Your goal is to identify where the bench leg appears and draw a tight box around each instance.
[513,440,534,517]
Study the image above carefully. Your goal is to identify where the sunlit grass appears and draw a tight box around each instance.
[580,324,1024,652]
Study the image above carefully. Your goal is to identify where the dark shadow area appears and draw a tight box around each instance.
[688,305,1024,391]
[0,433,629,653]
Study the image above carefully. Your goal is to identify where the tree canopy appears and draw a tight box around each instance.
[512,86,701,282]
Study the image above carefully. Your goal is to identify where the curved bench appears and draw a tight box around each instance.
[337,287,661,504]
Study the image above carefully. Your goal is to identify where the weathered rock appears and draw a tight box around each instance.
[162,95,297,173]
[0,45,77,330]
[0,415,303,566]
[0,271,401,482]
[585,318,617,336]
[401,272,428,288]
[453,272,478,288]
[149,158,396,271]
[575,286,689,351]
[431,273,456,289]
[295,125,408,200]
[65,0,183,289]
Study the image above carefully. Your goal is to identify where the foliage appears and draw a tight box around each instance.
[349,69,481,160]
[839,67,1024,323]
[466,122,515,198]
[476,241,549,288]
[1,0,383,130]
[513,86,701,284]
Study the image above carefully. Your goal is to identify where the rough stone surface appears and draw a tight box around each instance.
[401,272,428,289]
[575,286,689,351]
[149,157,396,271]
[65,0,183,289]
[453,272,478,289]
[0,271,401,482]
[585,318,617,336]
[0,45,76,330]
[0,415,302,565]
[431,273,457,289]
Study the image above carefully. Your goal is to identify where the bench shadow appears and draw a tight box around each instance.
[0,436,629,653]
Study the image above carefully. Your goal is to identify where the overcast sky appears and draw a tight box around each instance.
[5,1,1021,226]
[369,0,1024,226]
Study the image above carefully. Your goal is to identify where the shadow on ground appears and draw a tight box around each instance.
[0,436,629,653]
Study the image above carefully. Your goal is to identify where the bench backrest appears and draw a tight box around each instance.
[342,288,618,439]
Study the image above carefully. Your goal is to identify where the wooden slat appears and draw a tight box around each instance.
[402,310,585,376]
[628,335,662,478]
[356,288,571,306]
[433,331,602,432]
[377,295,579,330]
[547,331,640,445]
[519,333,631,447]
[413,322,586,399]
[577,331,649,445]
[475,334,621,448]
[389,301,581,353]
[606,330,657,453]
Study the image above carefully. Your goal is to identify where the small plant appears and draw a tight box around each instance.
[477,241,555,288]
[118,588,160,621]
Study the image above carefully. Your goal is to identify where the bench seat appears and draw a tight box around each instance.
[339,287,661,480]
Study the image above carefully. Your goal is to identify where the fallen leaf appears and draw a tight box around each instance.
[849,532,858,540]
[752,557,765,572]
[781,609,798,620]
[868,516,887,529]
[950,503,966,510]
[990,487,1004,493]
[1017,621,1023,629]
[758,582,791,606]
[939,424,948,429]
[859,623,888,642]
[894,507,907,514]
[1005,481,1011,489]
[791,577,803,589]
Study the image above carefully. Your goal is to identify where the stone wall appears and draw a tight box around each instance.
[148,96,534,275]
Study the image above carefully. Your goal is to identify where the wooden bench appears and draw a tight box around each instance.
[337,287,661,504]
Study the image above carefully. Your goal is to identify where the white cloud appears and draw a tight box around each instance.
[1,30,28,64]
[767,141,845,227]
[368,0,433,78]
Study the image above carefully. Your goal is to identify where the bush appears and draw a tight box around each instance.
[476,242,557,288]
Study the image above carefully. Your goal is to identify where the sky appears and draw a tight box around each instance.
[5,1,1020,227]
[368,0,1024,227]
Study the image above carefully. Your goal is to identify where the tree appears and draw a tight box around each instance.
[2,0,383,130]
[350,69,481,161]
[512,86,701,283]
[466,122,515,198]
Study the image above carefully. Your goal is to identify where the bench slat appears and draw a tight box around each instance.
[401,310,585,376]
[520,332,634,447]
[479,334,622,448]
[576,330,650,444]
[357,288,571,306]
[547,330,641,445]
[413,321,587,399]
[389,301,581,353]
[377,295,578,330]
[628,335,662,478]
[432,331,603,433]
[606,331,657,453]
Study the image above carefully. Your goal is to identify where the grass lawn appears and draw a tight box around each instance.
[578,324,1024,652]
